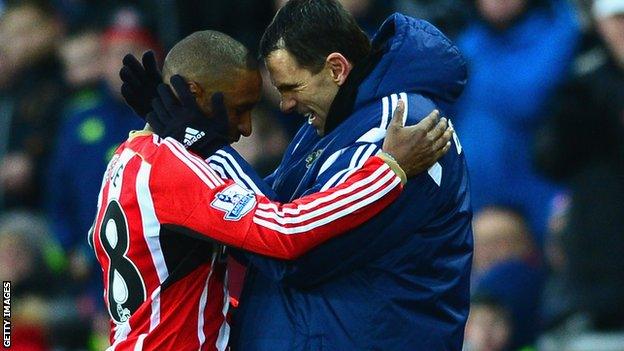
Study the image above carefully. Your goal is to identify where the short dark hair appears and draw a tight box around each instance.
[259,0,371,73]
[163,30,257,87]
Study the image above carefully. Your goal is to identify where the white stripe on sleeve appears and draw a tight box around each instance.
[334,144,378,186]
[165,139,224,186]
[162,140,218,189]
[136,162,168,281]
[380,95,390,128]
[214,149,264,195]
[197,252,217,349]
[257,163,391,216]
[319,144,370,191]
[208,155,263,195]
[399,92,408,126]
[317,147,347,177]
[253,175,400,234]
[254,166,396,226]
[215,269,230,351]
[208,162,228,179]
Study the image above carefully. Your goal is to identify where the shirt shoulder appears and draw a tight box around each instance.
[123,132,166,162]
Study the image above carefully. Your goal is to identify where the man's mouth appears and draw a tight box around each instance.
[305,112,317,125]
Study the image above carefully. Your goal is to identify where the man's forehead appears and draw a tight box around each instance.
[267,49,295,66]
[223,69,261,103]
[266,49,305,81]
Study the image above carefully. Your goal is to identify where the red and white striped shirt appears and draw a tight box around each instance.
[91,131,405,350]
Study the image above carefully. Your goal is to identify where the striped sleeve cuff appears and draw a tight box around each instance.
[376,152,407,185]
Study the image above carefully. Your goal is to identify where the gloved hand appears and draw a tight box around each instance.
[147,74,230,158]
[120,51,162,118]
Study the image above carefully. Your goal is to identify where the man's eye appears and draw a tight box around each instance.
[280,84,299,92]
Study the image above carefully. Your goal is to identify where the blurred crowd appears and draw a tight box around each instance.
[0,0,622,350]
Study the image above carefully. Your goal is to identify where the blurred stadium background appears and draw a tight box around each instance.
[0,0,622,350]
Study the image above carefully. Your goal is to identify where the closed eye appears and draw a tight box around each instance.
[235,103,256,114]
[277,83,301,93]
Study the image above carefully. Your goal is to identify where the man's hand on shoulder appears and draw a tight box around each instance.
[382,100,453,178]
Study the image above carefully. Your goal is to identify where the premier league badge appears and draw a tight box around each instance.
[211,184,257,220]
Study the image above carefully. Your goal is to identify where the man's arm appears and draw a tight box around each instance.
[246,95,454,286]
[205,145,280,265]
[149,137,405,260]
[248,160,442,287]
[207,145,278,198]
[203,97,454,287]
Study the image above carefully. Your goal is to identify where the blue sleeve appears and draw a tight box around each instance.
[207,145,278,198]
[263,170,277,189]
[245,94,445,287]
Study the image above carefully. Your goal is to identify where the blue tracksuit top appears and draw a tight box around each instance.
[210,14,473,350]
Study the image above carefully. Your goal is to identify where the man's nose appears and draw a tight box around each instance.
[280,95,297,113]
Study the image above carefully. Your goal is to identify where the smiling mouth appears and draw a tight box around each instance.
[305,112,317,125]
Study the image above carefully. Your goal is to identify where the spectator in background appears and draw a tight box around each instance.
[452,0,580,245]
[51,0,156,33]
[464,294,514,351]
[0,2,65,211]
[472,206,536,278]
[173,0,274,53]
[59,29,102,94]
[0,212,91,350]
[0,213,54,351]
[46,7,151,304]
[535,0,624,332]
[540,192,574,330]
[472,206,537,277]
[393,0,468,38]
[232,106,290,176]
[334,0,393,35]
[471,206,543,350]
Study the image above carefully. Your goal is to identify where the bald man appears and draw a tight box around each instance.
[98,30,451,350]
[160,31,261,143]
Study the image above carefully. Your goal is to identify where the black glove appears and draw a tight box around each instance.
[120,51,162,118]
[147,75,230,158]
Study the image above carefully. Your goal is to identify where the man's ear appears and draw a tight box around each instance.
[326,52,353,86]
[187,81,211,114]
[187,81,203,99]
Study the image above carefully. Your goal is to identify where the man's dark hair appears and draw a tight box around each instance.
[259,0,371,73]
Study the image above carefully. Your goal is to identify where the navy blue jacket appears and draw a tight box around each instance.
[213,14,473,350]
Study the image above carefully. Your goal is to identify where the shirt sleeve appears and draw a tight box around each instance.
[206,145,277,197]
[149,138,405,260]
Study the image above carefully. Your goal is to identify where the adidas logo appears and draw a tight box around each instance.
[184,127,206,147]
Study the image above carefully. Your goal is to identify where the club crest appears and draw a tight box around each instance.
[305,149,323,169]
